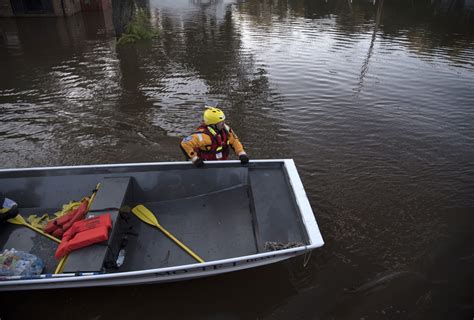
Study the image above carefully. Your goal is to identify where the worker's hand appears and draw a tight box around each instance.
[239,154,249,165]
[193,158,205,168]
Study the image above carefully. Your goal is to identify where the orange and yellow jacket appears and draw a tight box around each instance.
[180,124,246,162]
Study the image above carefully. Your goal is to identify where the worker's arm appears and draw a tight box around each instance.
[226,125,249,164]
[180,132,211,163]
[226,125,245,156]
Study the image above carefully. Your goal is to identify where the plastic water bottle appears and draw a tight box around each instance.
[116,248,126,267]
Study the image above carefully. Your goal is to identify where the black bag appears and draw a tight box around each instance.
[0,193,19,224]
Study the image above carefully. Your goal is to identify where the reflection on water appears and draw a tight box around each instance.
[1,0,474,319]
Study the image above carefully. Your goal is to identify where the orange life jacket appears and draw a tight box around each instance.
[55,213,112,259]
[44,200,89,238]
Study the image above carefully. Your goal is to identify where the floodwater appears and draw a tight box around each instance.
[1,0,473,319]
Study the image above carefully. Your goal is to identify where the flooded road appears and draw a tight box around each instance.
[1,0,473,319]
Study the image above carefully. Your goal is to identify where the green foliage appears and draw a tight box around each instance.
[117,8,159,46]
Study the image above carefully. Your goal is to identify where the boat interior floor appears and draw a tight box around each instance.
[0,164,309,275]
[121,184,257,270]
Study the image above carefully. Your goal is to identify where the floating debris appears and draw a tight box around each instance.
[117,8,159,45]
[265,241,304,251]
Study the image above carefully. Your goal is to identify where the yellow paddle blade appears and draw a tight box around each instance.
[8,214,61,244]
[132,205,160,227]
[131,205,205,263]
[7,214,26,225]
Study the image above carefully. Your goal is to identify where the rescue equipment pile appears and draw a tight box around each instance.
[40,198,112,259]
[55,214,112,259]
[15,188,112,260]
[44,200,90,238]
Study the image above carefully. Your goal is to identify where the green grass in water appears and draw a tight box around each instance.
[117,8,158,45]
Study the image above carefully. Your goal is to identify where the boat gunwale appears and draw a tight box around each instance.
[282,159,325,247]
[0,159,284,173]
[0,245,315,286]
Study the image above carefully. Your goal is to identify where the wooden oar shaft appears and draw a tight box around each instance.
[155,224,205,263]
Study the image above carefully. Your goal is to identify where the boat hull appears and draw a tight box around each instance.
[0,160,324,290]
[1,247,311,291]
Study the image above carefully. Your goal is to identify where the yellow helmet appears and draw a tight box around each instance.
[203,106,226,125]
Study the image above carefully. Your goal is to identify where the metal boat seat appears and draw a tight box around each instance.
[62,177,132,273]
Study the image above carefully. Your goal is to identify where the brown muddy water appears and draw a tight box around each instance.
[0,0,473,319]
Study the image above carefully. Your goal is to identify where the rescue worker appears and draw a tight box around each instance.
[180,106,249,168]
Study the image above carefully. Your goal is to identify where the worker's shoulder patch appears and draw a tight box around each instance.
[182,136,193,142]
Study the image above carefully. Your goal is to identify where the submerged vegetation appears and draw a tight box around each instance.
[117,8,158,45]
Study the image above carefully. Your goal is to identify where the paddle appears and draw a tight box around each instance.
[8,214,61,244]
[131,205,205,263]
